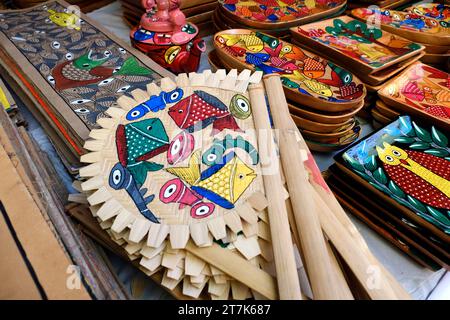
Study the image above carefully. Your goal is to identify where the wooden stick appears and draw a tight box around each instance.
[264,74,352,300]
[185,241,278,300]
[276,91,410,299]
[248,82,302,300]
[285,102,411,300]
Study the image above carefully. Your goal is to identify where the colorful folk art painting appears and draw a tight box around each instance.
[379,63,450,121]
[342,116,450,235]
[296,16,423,68]
[214,31,365,103]
[405,3,449,27]
[100,78,263,226]
[351,8,449,34]
[0,1,162,129]
[219,0,345,23]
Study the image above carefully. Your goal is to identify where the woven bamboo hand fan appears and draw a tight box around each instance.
[79,69,303,299]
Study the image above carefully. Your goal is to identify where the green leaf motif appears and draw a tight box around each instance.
[431,127,448,148]
[369,181,385,193]
[424,149,450,158]
[388,180,405,198]
[409,142,431,150]
[413,122,432,142]
[427,207,450,227]
[344,156,365,172]
[407,195,427,213]
[373,167,388,184]
[394,137,416,144]
[364,155,378,172]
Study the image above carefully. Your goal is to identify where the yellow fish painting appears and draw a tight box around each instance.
[48,9,81,31]
[217,34,264,53]
[165,150,256,209]
[286,70,333,97]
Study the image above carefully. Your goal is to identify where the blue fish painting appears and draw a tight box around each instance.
[245,52,284,74]
[126,88,184,121]
[109,162,159,223]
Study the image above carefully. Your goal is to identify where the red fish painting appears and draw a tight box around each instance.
[168,90,242,134]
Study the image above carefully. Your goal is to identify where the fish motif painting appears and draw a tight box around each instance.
[0,1,168,130]
[378,62,450,127]
[351,8,450,46]
[80,70,265,247]
[341,116,450,235]
[405,3,449,27]
[218,0,346,28]
[291,16,425,73]
[214,29,366,109]
[79,70,285,299]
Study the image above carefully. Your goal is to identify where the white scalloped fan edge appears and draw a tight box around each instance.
[77,69,278,299]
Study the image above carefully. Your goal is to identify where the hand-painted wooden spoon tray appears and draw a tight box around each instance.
[290,15,425,75]
[218,0,347,30]
[79,69,284,299]
[351,7,450,46]
[378,62,450,130]
[214,29,366,112]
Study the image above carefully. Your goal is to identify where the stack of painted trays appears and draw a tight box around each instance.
[373,62,450,130]
[120,0,218,37]
[211,29,366,152]
[351,3,450,69]
[290,15,426,119]
[326,115,450,270]
[213,0,348,37]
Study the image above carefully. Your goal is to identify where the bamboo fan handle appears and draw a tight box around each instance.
[274,76,409,299]
[263,74,352,300]
[248,82,302,300]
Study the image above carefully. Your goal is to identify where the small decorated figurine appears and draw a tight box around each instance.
[131,0,205,74]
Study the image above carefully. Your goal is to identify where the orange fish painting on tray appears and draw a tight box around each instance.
[379,62,450,124]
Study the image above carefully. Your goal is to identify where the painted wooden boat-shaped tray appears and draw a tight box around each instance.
[292,113,355,133]
[290,37,425,86]
[305,129,361,152]
[375,99,400,119]
[290,15,425,75]
[213,6,292,37]
[371,107,392,125]
[214,29,366,112]
[378,62,450,130]
[301,120,361,144]
[351,8,450,46]
[289,99,364,124]
[420,52,450,66]
[218,0,347,30]
[404,3,449,25]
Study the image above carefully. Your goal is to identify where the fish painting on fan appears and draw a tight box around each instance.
[165,150,257,209]
[342,116,450,234]
[379,62,450,122]
[168,90,243,134]
[214,30,364,103]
